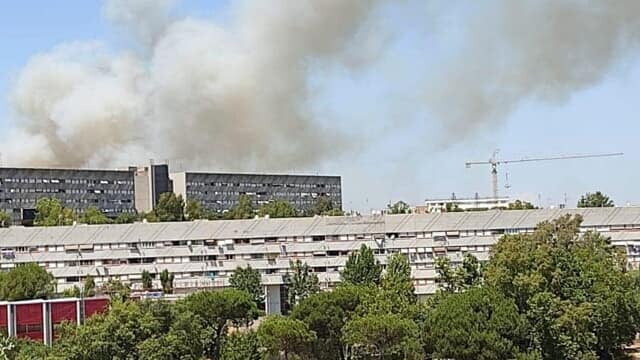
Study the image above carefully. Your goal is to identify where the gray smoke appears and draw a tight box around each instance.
[4,0,383,169]
[5,0,640,170]
[426,0,640,137]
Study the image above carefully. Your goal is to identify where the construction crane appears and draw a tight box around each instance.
[465,150,624,199]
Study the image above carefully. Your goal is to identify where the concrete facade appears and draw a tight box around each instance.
[1,207,639,315]
[132,164,171,214]
[171,172,342,213]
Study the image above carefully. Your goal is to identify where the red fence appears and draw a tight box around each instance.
[2,297,109,344]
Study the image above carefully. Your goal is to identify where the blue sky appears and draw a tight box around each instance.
[0,1,638,212]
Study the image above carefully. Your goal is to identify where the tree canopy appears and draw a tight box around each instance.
[577,191,614,208]
[381,253,416,303]
[507,200,536,210]
[141,270,153,291]
[258,200,298,218]
[291,286,369,359]
[287,260,320,307]
[225,194,256,220]
[230,266,264,306]
[306,196,343,216]
[79,206,112,225]
[114,212,137,224]
[426,286,530,360]
[159,269,174,294]
[342,313,424,360]
[0,212,11,228]
[178,289,259,358]
[386,201,412,214]
[340,244,382,286]
[484,214,640,359]
[34,197,75,226]
[258,315,316,360]
[0,263,55,301]
[154,192,185,222]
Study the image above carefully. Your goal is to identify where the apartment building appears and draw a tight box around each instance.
[0,165,170,224]
[171,172,342,213]
[417,194,512,213]
[1,207,639,314]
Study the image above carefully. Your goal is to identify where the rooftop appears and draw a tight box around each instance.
[0,207,638,247]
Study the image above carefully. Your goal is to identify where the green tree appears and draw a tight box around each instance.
[50,300,182,360]
[179,289,259,359]
[230,266,264,306]
[139,211,159,223]
[34,197,75,226]
[292,286,371,360]
[577,191,614,208]
[426,286,530,360]
[137,309,209,360]
[0,263,55,301]
[99,279,130,302]
[258,315,316,360]
[381,253,416,303]
[63,276,97,298]
[185,199,204,220]
[225,194,256,220]
[435,253,482,293]
[342,313,424,360]
[258,200,298,218]
[507,200,537,210]
[79,206,112,225]
[341,244,382,286]
[154,192,185,222]
[83,275,96,297]
[485,215,640,359]
[141,270,153,291]
[0,212,11,228]
[220,331,261,360]
[159,269,174,294]
[13,339,50,360]
[386,201,412,214]
[307,196,343,216]
[114,212,138,224]
[287,260,320,307]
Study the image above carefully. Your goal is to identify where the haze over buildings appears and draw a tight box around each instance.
[0,1,639,210]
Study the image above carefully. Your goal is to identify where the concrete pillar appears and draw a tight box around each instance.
[264,285,281,315]
[43,302,51,346]
[76,299,82,325]
[7,304,14,338]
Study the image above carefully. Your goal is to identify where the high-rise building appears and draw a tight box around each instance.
[0,164,172,224]
[0,165,340,223]
[170,172,342,213]
[0,167,136,224]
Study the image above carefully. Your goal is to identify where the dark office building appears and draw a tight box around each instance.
[0,164,170,224]
[171,172,342,213]
[0,167,135,224]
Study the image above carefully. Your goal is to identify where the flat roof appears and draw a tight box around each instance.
[0,207,638,247]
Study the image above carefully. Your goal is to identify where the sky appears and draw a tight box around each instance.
[0,1,638,213]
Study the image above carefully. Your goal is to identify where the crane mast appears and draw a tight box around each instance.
[465,151,624,199]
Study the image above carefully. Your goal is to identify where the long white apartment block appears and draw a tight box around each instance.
[1,207,640,313]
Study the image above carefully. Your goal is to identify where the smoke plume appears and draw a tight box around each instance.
[4,1,640,170]
[426,0,640,138]
[4,0,383,169]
